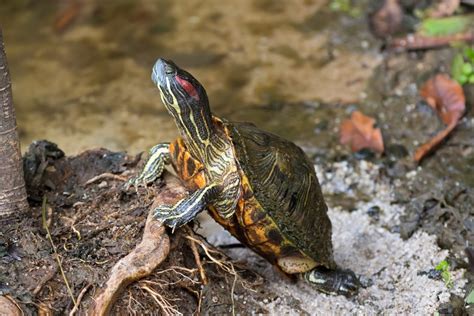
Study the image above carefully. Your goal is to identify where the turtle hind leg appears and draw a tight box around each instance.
[126,143,170,190]
[304,267,361,297]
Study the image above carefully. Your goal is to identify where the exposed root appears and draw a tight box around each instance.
[185,235,250,316]
[84,172,127,186]
[41,197,76,306]
[69,283,92,316]
[89,174,187,315]
[0,295,22,316]
[185,227,208,285]
[139,283,182,316]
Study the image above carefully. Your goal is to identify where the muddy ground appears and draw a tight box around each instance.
[0,67,473,314]
[0,0,473,315]
[1,142,268,315]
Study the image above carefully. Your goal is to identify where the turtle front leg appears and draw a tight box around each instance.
[304,267,361,297]
[126,143,171,190]
[154,183,219,231]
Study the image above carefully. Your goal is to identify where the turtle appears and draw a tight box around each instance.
[128,58,361,296]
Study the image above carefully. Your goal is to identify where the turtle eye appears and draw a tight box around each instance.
[175,76,200,101]
[164,64,175,75]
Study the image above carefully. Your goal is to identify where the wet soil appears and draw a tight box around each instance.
[0,0,473,314]
[0,141,268,315]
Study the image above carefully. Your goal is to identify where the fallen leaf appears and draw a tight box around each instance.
[420,74,465,125]
[369,0,403,38]
[414,74,466,162]
[340,111,384,153]
[428,0,460,18]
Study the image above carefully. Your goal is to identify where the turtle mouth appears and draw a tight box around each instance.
[151,58,176,86]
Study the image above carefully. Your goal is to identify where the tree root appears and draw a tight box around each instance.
[0,295,22,316]
[88,174,188,316]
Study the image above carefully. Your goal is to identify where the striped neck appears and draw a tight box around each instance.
[169,104,221,160]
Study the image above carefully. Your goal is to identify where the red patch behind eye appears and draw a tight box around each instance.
[176,76,199,101]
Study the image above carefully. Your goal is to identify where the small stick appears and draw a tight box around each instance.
[389,31,474,51]
[185,235,238,316]
[69,283,92,316]
[185,227,208,285]
[41,197,77,306]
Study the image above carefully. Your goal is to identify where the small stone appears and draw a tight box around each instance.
[98,181,108,188]
[367,206,381,221]
[417,269,442,280]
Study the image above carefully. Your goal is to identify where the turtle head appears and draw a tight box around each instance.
[151,58,209,116]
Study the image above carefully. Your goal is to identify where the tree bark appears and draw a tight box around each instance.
[0,28,28,223]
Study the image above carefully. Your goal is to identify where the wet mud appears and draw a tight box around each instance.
[0,0,473,314]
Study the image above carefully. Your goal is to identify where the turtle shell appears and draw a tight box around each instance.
[222,120,335,268]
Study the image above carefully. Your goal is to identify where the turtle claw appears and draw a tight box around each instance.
[124,176,142,195]
[153,205,181,232]
[153,202,203,233]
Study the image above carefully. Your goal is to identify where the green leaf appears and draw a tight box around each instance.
[452,54,465,83]
[467,290,474,304]
[329,0,361,17]
[464,47,474,62]
[435,260,449,271]
[435,260,453,288]
[419,16,472,37]
[460,74,468,84]
[468,75,474,84]
[441,270,453,288]
[462,63,473,75]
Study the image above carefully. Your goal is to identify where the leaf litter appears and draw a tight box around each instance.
[414,74,466,162]
[339,111,384,154]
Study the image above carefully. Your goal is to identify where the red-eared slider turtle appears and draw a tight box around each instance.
[129,58,360,296]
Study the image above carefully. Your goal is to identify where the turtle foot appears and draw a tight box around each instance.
[304,267,361,297]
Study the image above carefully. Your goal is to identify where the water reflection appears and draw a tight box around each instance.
[0,0,377,154]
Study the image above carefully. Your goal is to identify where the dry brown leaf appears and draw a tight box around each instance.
[369,0,403,38]
[414,74,466,162]
[340,111,384,153]
[428,0,460,18]
[420,73,465,125]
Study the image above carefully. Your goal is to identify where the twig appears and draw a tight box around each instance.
[389,31,474,51]
[140,284,182,316]
[69,283,92,316]
[42,197,77,306]
[185,227,208,285]
[84,172,127,186]
[32,264,58,296]
[185,235,238,316]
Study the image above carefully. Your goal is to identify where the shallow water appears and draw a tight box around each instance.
[0,0,378,154]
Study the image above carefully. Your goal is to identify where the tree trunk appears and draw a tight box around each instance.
[0,28,28,223]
